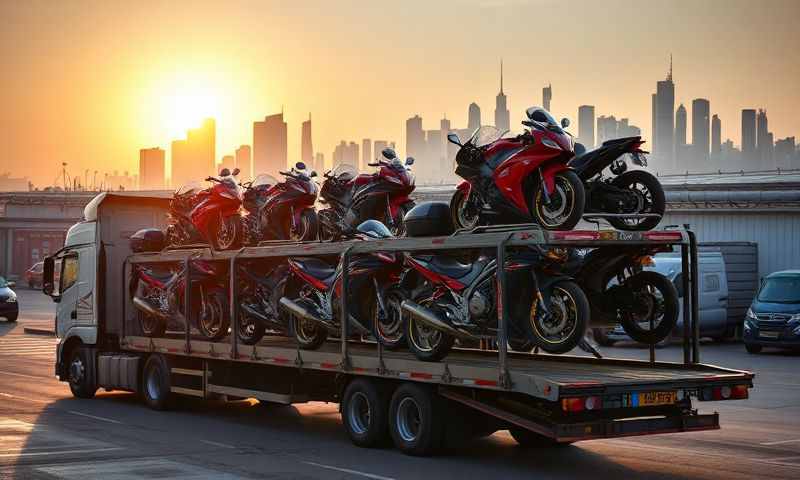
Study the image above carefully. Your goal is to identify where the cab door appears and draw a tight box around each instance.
[55,253,80,338]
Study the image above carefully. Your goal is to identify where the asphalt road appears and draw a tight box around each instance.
[1,288,799,479]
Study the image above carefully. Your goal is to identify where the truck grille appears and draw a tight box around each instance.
[756,313,790,331]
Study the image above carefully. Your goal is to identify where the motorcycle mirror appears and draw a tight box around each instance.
[219,168,231,177]
[381,148,397,160]
[405,157,415,166]
[561,118,570,128]
[310,171,318,178]
[295,161,307,170]
[447,133,462,146]
[232,167,240,176]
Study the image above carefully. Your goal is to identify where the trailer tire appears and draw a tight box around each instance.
[67,346,96,399]
[341,379,391,448]
[508,427,571,448]
[389,383,444,456]
[142,354,171,411]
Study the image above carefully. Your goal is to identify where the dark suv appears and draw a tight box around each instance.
[743,270,800,353]
[0,276,19,322]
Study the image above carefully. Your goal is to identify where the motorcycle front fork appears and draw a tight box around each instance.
[538,167,553,205]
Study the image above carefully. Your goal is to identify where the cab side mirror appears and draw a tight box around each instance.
[405,157,415,166]
[561,118,570,128]
[447,133,462,146]
[381,148,397,160]
[43,257,55,296]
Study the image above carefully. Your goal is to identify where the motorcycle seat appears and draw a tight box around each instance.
[568,146,607,171]
[428,256,478,279]
[291,257,336,282]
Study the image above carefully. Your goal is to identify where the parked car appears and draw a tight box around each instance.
[743,270,800,354]
[25,261,44,288]
[0,276,19,322]
[594,252,729,345]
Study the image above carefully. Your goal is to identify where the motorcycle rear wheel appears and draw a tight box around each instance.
[618,271,678,345]
[196,288,229,341]
[291,314,328,350]
[138,309,166,337]
[371,285,407,350]
[237,309,265,345]
[450,190,479,231]
[532,171,585,230]
[607,170,665,231]
[405,299,455,362]
[525,281,589,354]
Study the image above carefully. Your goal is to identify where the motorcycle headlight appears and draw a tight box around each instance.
[541,138,561,150]
[385,175,403,185]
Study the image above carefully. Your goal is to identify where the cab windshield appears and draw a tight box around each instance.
[758,276,800,304]
[468,126,508,148]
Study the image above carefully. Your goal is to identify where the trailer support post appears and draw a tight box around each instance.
[689,231,700,364]
[229,249,244,360]
[184,257,192,354]
[681,241,691,366]
[340,246,354,371]
[496,233,514,390]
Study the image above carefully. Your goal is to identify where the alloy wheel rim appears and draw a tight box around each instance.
[531,287,578,344]
[535,178,575,227]
[347,392,371,435]
[396,397,422,443]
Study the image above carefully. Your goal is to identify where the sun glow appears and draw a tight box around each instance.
[158,79,225,138]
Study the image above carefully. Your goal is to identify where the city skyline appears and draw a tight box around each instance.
[2,0,799,186]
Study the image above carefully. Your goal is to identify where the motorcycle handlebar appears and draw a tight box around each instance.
[368,162,381,167]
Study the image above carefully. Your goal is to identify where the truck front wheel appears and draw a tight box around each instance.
[68,347,97,399]
[142,354,172,410]
[341,379,390,448]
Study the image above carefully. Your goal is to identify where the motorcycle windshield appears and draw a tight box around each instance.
[526,106,564,133]
[176,181,202,196]
[218,174,243,199]
[468,125,508,147]
[252,174,277,188]
[331,163,357,181]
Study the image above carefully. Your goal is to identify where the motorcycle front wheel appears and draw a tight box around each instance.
[290,209,319,241]
[237,303,266,345]
[532,171,585,230]
[138,308,166,337]
[371,285,407,350]
[618,271,678,345]
[525,281,589,354]
[608,170,665,231]
[450,190,480,231]
[291,314,328,350]
[211,215,240,250]
[196,287,229,341]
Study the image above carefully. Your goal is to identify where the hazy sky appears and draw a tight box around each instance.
[2,0,798,185]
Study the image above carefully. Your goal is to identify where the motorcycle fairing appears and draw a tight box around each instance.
[287,257,335,291]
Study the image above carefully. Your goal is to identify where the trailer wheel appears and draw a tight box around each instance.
[142,354,171,410]
[388,383,444,456]
[508,427,571,448]
[341,379,390,448]
[67,346,97,399]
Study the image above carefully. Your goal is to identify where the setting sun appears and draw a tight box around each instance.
[160,82,223,138]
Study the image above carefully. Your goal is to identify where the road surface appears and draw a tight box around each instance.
[1,288,798,479]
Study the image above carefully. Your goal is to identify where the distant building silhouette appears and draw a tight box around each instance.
[756,109,773,168]
[253,113,287,175]
[692,99,710,163]
[406,115,425,162]
[598,115,640,145]
[543,83,552,112]
[361,139,372,172]
[139,147,165,190]
[741,109,756,155]
[711,115,721,155]
[314,152,325,173]
[774,137,796,169]
[468,102,481,132]
[494,60,510,132]
[675,104,687,147]
[219,155,235,173]
[333,141,359,167]
[235,145,251,180]
[577,105,595,149]
[301,114,313,172]
[652,57,675,169]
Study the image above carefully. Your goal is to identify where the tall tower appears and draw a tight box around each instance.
[577,105,595,149]
[406,115,425,161]
[711,115,721,155]
[253,113,288,175]
[756,109,772,167]
[235,145,252,180]
[653,55,675,169]
[543,83,552,112]
[692,98,710,163]
[675,104,687,147]
[139,147,165,190]
[301,114,313,171]
[494,60,510,132]
[468,102,481,132]
[361,138,372,172]
[741,109,756,155]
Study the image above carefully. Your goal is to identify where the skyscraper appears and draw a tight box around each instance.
[741,109,756,155]
[468,102,481,132]
[494,60,510,132]
[220,155,235,172]
[596,115,618,145]
[756,109,772,167]
[406,115,425,161]
[711,115,721,155]
[373,140,392,162]
[652,57,675,169]
[235,145,251,180]
[691,98,710,163]
[332,141,359,167]
[675,104,687,147]
[543,83,552,112]
[253,113,287,175]
[314,152,325,172]
[361,139,372,172]
[139,147,165,190]
[301,114,313,171]
[577,105,595,148]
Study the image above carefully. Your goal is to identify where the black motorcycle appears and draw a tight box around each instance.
[236,261,291,345]
[569,137,665,231]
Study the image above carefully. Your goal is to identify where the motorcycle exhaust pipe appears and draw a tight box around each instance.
[133,296,169,320]
[400,300,478,341]
[279,297,337,331]
[240,303,284,329]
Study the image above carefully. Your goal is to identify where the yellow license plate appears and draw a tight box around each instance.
[638,391,676,406]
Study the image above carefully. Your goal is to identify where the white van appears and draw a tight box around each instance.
[596,252,729,345]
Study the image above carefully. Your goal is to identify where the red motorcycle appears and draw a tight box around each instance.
[448,107,585,231]
[166,168,243,250]
[249,162,319,242]
[318,148,416,240]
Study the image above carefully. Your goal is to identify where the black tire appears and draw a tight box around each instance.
[525,280,589,354]
[745,343,762,354]
[5,312,18,322]
[618,271,678,345]
[237,310,265,345]
[210,214,240,250]
[450,189,479,231]
[406,314,455,362]
[196,288,229,341]
[592,328,616,347]
[608,170,665,231]
[372,285,407,350]
[388,383,444,456]
[291,313,328,350]
[532,170,585,230]
[341,379,391,448]
[138,309,165,337]
[67,346,97,399]
[142,354,171,410]
[509,427,571,448]
[291,209,318,241]
[390,202,415,237]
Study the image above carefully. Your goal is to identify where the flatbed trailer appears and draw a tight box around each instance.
[47,193,754,455]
